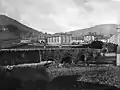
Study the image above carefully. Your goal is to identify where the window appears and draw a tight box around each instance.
[57,37,59,42]
[55,37,56,42]
[48,38,49,43]
[51,37,53,43]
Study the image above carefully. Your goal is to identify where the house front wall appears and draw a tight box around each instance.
[109,34,118,44]
[21,40,31,43]
[47,36,61,45]
[72,37,84,44]
[47,34,72,45]
[84,35,95,43]
[61,35,72,45]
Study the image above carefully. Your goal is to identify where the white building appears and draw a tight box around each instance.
[109,33,118,44]
[47,33,72,45]
[72,37,84,44]
[84,35,95,43]
[20,39,31,43]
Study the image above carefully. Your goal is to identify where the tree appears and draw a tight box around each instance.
[60,52,72,64]
[106,43,118,53]
[90,41,104,49]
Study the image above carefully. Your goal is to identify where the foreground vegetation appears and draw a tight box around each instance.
[9,62,120,88]
[1,63,120,90]
[47,65,120,88]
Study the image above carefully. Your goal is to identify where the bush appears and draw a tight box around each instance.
[90,41,104,49]
[60,52,72,64]
[106,43,118,53]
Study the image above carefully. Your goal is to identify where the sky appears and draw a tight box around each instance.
[0,0,120,34]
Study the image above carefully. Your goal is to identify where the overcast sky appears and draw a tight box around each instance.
[0,0,120,34]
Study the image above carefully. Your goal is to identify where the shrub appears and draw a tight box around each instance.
[60,52,72,64]
[90,41,104,49]
[106,43,118,53]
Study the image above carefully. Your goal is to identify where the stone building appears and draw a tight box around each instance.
[47,33,72,45]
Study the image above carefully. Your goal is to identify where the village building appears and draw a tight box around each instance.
[83,32,111,44]
[20,32,51,44]
[20,39,31,43]
[83,35,95,43]
[109,34,118,44]
[96,36,110,43]
[71,36,84,44]
[47,33,72,45]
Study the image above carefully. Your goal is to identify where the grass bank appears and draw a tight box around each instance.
[48,65,120,88]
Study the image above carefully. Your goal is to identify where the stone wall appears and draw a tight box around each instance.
[0,48,101,65]
[40,48,100,63]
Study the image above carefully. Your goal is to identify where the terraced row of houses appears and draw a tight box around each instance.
[46,32,111,45]
[21,32,111,45]
[47,33,72,45]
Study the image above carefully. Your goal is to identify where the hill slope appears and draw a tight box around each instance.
[0,15,44,39]
[67,24,117,37]
[0,15,44,48]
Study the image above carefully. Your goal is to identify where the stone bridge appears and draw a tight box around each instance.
[0,48,117,66]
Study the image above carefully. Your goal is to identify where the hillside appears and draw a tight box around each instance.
[0,15,44,39]
[67,24,117,37]
[0,15,44,48]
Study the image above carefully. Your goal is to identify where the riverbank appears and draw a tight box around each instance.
[48,65,120,88]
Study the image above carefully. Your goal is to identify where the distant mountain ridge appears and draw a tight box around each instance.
[67,24,118,37]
